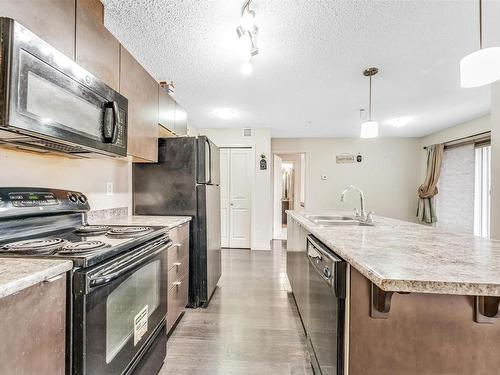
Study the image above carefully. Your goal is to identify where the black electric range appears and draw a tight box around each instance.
[0,187,170,375]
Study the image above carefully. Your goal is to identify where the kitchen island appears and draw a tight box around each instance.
[287,211,500,375]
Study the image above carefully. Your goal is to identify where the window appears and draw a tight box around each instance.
[474,145,491,238]
[435,140,491,238]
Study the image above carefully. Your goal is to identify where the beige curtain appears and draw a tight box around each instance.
[417,143,445,224]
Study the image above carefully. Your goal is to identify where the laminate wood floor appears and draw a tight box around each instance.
[160,240,313,375]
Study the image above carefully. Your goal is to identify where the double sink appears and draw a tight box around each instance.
[304,214,374,227]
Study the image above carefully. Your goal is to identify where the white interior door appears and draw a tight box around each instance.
[229,149,252,248]
[220,149,230,248]
[273,154,283,239]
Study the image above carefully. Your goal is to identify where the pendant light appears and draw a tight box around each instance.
[460,0,500,88]
[360,67,379,139]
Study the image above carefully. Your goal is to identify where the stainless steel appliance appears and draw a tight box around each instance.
[306,235,346,375]
[0,18,128,157]
[0,188,170,375]
[133,136,221,307]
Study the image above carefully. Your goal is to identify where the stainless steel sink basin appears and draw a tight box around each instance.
[304,214,353,221]
[304,214,374,227]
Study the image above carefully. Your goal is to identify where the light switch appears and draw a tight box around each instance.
[321,175,328,180]
[106,182,114,195]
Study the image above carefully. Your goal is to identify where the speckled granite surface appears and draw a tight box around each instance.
[288,211,500,296]
[90,215,191,229]
[0,259,72,299]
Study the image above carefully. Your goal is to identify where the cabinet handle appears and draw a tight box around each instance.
[173,243,182,248]
[173,281,182,287]
[173,262,182,267]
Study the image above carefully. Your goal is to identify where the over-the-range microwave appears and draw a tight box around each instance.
[0,17,128,157]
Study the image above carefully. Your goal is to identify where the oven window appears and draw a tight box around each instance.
[105,260,161,363]
[26,71,103,139]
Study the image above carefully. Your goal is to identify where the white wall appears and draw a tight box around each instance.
[197,128,272,250]
[272,138,421,222]
[0,148,131,211]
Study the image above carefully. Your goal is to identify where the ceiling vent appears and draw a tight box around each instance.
[243,128,252,137]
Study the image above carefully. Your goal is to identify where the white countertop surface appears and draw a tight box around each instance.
[288,211,500,296]
[0,258,72,299]
[90,215,191,229]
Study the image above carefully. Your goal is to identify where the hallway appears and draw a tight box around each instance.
[162,241,312,375]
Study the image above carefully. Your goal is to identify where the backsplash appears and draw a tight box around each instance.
[0,148,132,211]
[86,207,129,222]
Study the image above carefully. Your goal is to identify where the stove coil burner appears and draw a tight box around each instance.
[1,238,66,255]
[74,226,110,236]
[106,226,154,238]
[58,240,109,254]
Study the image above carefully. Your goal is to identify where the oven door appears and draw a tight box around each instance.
[1,18,128,156]
[73,236,170,375]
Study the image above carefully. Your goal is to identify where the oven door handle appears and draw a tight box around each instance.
[89,237,172,288]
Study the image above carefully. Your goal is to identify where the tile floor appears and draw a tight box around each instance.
[160,240,312,375]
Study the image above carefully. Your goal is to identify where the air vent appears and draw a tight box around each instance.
[243,128,252,137]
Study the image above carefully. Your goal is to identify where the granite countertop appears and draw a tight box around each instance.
[0,258,72,299]
[288,211,500,297]
[90,215,191,229]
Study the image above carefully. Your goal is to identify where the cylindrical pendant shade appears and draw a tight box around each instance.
[460,47,500,88]
[360,121,379,138]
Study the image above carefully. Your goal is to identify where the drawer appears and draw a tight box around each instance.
[167,223,189,267]
[167,273,188,333]
[167,256,189,290]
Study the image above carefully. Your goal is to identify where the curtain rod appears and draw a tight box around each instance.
[422,131,491,150]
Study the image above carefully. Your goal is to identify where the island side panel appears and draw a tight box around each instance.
[349,267,500,375]
[349,268,500,375]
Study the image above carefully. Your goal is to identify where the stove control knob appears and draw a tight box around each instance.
[68,193,78,203]
[78,195,88,204]
[323,266,332,279]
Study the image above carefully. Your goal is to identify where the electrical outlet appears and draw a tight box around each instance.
[321,175,328,180]
[106,182,114,196]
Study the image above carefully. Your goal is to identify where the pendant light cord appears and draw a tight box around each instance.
[479,0,483,49]
[368,75,372,121]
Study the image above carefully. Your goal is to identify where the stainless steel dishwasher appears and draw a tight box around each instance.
[306,235,346,375]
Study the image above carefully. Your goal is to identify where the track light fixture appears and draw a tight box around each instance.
[236,0,258,69]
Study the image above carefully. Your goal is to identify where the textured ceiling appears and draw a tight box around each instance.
[103,0,500,138]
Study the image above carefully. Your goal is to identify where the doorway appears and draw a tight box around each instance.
[273,153,306,240]
[220,148,253,248]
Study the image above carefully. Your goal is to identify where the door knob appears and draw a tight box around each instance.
[230,203,233,206]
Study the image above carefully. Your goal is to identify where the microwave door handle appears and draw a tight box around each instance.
[102,101,119,144]
[111,101,119,143]
[89,238,172,288]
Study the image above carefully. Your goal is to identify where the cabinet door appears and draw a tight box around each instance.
[158,88,176,133]
[0,274,67,374]
[76,0,120,91]
[120,47,159,162]
[174,103,188,136]
[0,0,75,58]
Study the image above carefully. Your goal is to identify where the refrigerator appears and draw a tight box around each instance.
[133,136,221,308]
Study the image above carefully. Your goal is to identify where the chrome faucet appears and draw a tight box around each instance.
[340,185,366,219]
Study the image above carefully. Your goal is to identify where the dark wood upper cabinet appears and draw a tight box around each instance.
[76,0,120,91]
[0,0,75,58]
[120,46,159,162]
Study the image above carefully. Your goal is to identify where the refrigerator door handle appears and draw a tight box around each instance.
[206,138,212,184]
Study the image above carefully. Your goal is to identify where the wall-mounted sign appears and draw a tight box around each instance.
[336,153,363,164]
[260,154,267,170]
[336,153,356,164]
